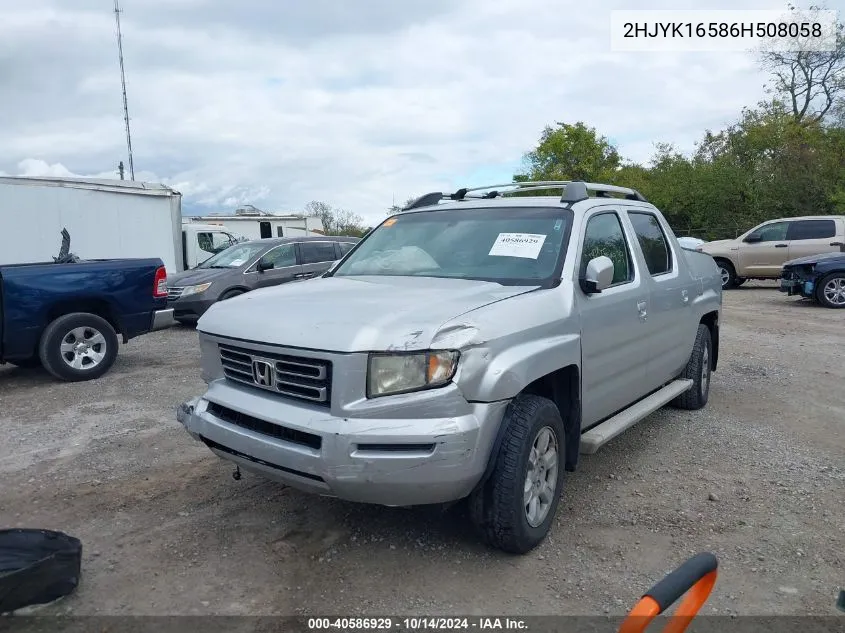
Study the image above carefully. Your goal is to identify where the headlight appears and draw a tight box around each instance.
[181,282,212,297]
[367,350,459,398]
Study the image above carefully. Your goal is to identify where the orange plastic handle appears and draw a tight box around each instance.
[619,555,718,633]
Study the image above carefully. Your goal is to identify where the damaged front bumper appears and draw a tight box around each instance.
[780,268,816,298]
[175,385,508,507]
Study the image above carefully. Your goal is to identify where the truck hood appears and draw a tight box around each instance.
[700,239,737,252]
[784,252,845,267]
[168,267,232,287]
[197,275,537,352]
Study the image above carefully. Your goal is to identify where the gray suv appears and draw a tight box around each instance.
[167,236,359,324]
[177,181,722,553]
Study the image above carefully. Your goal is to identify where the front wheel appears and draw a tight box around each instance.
[716,260,737,290]
[816,273,845,308]
[38,313,119,382]
[469,394,565,554]
[671,324,712,410]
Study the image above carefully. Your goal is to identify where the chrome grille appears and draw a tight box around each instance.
[167,286,184,301]
[218,343,332,405]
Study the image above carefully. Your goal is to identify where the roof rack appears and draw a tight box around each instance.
[401,180,647,210]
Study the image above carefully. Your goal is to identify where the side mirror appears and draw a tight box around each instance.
[581,256,614,294]
[256,256,274,272]
[744,234,762,243]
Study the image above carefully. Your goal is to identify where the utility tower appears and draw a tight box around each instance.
[114,0,135,180]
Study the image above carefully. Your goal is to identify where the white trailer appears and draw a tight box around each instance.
[0,176,238,274]
[187,214,323,240]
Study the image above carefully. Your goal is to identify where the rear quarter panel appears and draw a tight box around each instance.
[0,258,165,360]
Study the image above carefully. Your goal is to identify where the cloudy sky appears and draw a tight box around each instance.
[0,0,806,223]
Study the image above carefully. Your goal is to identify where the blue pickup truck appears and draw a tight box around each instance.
[0,256,174,382]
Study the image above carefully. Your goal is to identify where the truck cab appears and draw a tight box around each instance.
[181,223,241,271]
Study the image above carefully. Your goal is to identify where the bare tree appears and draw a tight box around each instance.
[387,196,418,215]
[304,200,366,236]
[760,4,845,124]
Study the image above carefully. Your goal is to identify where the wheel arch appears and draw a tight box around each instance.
[45,298,123,342]
[473,364,581,496]
[699,310,719,372]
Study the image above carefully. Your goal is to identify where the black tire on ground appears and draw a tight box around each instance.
[468,394,566,554]
[716,260,738,290]
[38,313,119,382]
[815,272,845,309]
[671,324,712,410]
[219,289,245,301]
[8,357,42,369]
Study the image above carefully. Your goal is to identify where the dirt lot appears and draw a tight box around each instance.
[1,282,843,617]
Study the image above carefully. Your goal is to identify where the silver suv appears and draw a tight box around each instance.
[177,181,723,553]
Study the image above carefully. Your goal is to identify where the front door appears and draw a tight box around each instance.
[248,243,302,290]
[787,218,842,260]
[577,209,652,428]
[737,220,792,277]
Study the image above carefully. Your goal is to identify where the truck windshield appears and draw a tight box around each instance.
[197,243,266,269]
[331,206,573,286]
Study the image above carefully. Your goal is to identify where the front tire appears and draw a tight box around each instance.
[219,289,245,301]
[816,273,845,309]
[38,313,119,382]
[469,395,565,554]
[716,260,737,290]
[671,324,712,410]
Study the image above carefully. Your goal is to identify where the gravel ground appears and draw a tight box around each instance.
[1,281,843,617]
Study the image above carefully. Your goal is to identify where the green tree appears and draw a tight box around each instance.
[515,122,621,184]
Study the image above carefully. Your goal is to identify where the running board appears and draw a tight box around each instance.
[579,379,693,455]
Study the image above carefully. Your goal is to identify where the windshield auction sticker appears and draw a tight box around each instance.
[488,233,547,259]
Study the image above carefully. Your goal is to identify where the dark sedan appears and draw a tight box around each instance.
[780,248,845,309]
[167,236,359,324]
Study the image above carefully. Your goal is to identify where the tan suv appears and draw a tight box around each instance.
[700,216,845,289]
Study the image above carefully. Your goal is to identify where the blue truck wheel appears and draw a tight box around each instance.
[38,313,119,382]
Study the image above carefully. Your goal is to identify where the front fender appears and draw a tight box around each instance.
[456,334,581,402]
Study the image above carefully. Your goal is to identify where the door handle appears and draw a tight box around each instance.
[774,244,787,248]
[637,300,648,320]
[294,273,309,279]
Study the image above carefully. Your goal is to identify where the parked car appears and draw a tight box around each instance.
[166,236,360,324]
[780,247,845,308]
[699,216,845,289]
[0,252,173,381]
[177,180,722,554]
[677,236,706,250]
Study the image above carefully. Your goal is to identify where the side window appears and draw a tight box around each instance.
[628,212,672,276]
[277,226,285,237]
[786,219,836,240]
[338,241,355,256]
[581,212,633,285]
[197,232,214,254]
[300,242,338,264]
[263,244,297,268]
[211,232,233,252]
[747,222,789,242]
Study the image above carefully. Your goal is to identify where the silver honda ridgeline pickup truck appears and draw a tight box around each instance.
[177,180,722,553]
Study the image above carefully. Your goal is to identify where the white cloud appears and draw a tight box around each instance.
[0,0,781,223]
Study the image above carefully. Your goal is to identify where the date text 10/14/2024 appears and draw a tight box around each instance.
[307,618,528,631]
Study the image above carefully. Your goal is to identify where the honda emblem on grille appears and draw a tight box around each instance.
[252,360,275,387]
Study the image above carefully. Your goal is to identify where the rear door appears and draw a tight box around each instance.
[737,220,791,277]
[297,241,340,279]
[786,219,842,260]
[627,210,697,388]
[247,243,302,290]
